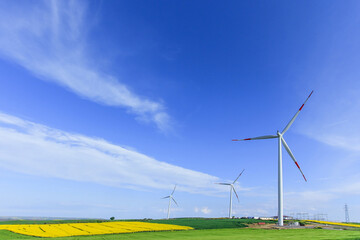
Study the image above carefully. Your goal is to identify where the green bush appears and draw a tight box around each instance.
[299,221,306,226]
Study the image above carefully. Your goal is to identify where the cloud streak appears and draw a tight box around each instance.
[0,112,220,194]
[194,207,211,214]
[0,0,170,131]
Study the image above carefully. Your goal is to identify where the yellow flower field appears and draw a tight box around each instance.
[307,220,360,228]
[0,221,193,237]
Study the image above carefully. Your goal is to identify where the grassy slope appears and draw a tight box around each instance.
[1,228,360,240]
[145,218,275,229]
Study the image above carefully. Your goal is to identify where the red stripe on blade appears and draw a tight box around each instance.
[295,162,300,169]
[244,138,251,140]
[299,104,304,111]
[308,90,314,98]
[303,175,307,182]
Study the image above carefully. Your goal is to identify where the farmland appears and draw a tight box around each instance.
[307,220,360,228]
[145,217,275,229]
[1,227,360,240]
[0,218,359,240]
[0,221,192,237]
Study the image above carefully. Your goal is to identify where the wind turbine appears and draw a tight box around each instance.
[232,91,313,226]
[162,185,178,219]
[216,169,245,218]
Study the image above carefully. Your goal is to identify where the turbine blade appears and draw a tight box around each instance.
[232,186,239,202]
[233,169,245,184]
[281,137,307,182]
[282,91,313,135]
[171,185,177,195]
[171,197,179,206]
[162,196,170,199]
[215,183,231,185]
[232,135,278,141]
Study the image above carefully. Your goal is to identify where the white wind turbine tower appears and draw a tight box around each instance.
[162,185,178,219]
[232,91,313,226]
[216,169,245,218]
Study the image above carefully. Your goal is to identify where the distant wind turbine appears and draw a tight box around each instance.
[232,91,313,226]
[162,185,178,219]
[216,169,245,218]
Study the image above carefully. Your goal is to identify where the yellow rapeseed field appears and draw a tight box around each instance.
[307,220,360,228]
[0,221,193,237]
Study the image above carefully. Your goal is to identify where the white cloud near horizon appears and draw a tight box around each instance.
[0,112,222,195]
[194,207,212,215]
[0,0,170,132]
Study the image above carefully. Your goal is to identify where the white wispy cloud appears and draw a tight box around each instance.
[307,133,360,152]
[200,207,212,214]
[0,0,170,131]
[297,55,360,155]
[0,112,221,194]
[194,207,211,214]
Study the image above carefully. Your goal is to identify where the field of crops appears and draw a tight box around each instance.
[1,227,360,240]
[146,217,274,229]
[0,218,359,240]
[0,221,193,237]
[307,220,360,228]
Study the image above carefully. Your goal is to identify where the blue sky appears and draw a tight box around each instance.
[0,0,359,222]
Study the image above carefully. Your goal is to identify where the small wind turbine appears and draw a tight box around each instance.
[216,169,245,218]
[162,185,178,219]
[232,91,313,226]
